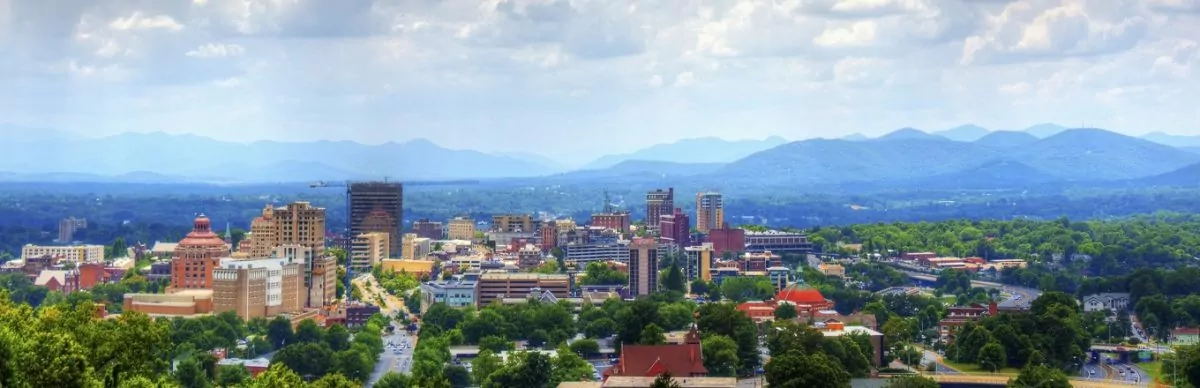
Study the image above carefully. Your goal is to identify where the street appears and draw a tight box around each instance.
[354,274,419,387]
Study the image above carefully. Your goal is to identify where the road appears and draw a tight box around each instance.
[355,274,419,386]
[918,347,962,375]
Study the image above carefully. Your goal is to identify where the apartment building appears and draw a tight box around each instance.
[695,192,724,233]
[645,188,674,232]
[659,208,691,247]
[21,244,105,263]
[684,243,714,282]
[402,233,432,260]
[517,244,543,269]
[491,214,541,233]
[476,272,570,307]
[212,258,304,320]
[447,217,476,240]
[350,232,390,273]
[629,238,659,297]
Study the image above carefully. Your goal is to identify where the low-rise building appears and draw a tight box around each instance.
[402,234,432,260]
[381,259,436,279]
[604,325,707,379]
[21,244,105,263]
[744,230,811,254]
[350,232,390,273]
[217,358,271,377]
[938,302,996,343]
[819,321,884,366]
[563,242,631,263]
[476,272,569,307]
[447,217,476,240]
[123,290,215,317]
[346,303,381,329]
[518,244,543,269]
[212,258,305,320]
[767,266,790,292]
[817,263,845,278]
[34,270,78,293]
[419,276,479,313]
[1081,293,1131,313]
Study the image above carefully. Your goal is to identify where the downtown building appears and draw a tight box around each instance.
[658,208,691,249]
[447,217,476,240]
[628,238,659,297]
[21,244,106,263]
[350,232,390,273]
[412,218,443,240]
[348,181,404,254]
[645,188,674,233]
[212,257,305,320]
[695,192,724,233]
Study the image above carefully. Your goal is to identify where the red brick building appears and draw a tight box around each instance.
[706,228,745,257]
[658,208,690,247]
[171,215,231,290]
[591,212,631,232]
[604,325,707,380]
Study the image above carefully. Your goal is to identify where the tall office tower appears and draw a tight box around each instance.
[58,217,87,243]
[695,192,724,233]
[628,238,659,297]
[645,188,674,233]
[349,181,404,254]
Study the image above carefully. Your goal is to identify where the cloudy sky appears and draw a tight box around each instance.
[2,0,1198,164]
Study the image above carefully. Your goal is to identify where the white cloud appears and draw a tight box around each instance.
[186,43,245,58]
[108,12,184,32]
[0,0,1197,165]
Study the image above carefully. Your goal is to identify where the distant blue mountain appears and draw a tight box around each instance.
[1022,123,1067,138]
[581,136,787,170]
[933,124,991,142]
[1140,132,1200,148]
[840,133,869,141]
[0,132,556,181]
[974,130,1039,150]
[874,127,947,141]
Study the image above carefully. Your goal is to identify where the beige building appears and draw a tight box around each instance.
[21,244,105,262]
[517,244,543,269]
[476,272,570,307]
[271,244,337,308]
[212,258,304,320]
[818,263,846,278]
[491,214,540,233]
[246,205,279,258]
[695,192,724,233]
[351,232,390,272]
[448,217,476,240]
[244,202,326,257]
[402,233,432,260]
[684,243,714,283]
[629,238,658,297]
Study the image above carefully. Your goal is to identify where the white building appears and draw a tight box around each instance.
[1081,293,1130,313]
[21,244,106,263]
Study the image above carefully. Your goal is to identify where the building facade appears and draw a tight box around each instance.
[171,215,232,290]
[744,231,812,254]
[645,188,674,232]
[564,242,631,263]
[246,205,279,258]
[491,214,540,233]
[684,244,714,282]
[695,192,724,233]
[412,218,443,240]
[349,181,404,254]
[419,277,478,313]
[58,217,87,243]
[518,244,543,269]
[705,228,746,257]
[20,244,105,263]
[591,212,632,232]
[629,238,659,297]
[658,208,690,248]
[402,233,432,260]
[350,232,390,273]
[475,273,570,307]
[212,258,304,320]
[447,217,476,240]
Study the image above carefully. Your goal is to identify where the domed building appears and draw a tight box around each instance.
[170,215,232,290]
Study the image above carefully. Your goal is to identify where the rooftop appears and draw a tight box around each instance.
[822,326,883,337]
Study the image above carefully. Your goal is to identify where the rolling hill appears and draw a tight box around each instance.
[1136,162,1200,186]
[553,160,724,180]
[1022,123,1067,138]
[1141,132,1200,148]
[974,131,1040,150]
[581,136,787,170]
[1009,129,1200,180]
[875,127,947,141]
[715,138,995,184]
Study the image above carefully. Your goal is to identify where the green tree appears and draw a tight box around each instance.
[174,356,212,388]
[584,318,618,339]
[689,279,709,295]
[295,319,325,344]
[662,263,686,293]
[765,352,851,388]
[883,374,939,388]
[112,237,128,259]
[484,351,554,388]
[443,365,471,388]
[774,303,798,320]
[375,372,412,388]
[471,350,503,386]
[20,331,95,388]
[639,323,667,345]
[650,372,683,388]
[551,344,595,384]
[701,335,740,377]
[216,364,252,387]
[479,335,513,353]
[1006,364,1070,388]
[330,348,373,382]
[326,324,351,351]
[311,373,359,388]
[266,316,294,350]
[569,339,600,357]
[978,342,1007,372]
[271,342,333,379]
[245,364,306,388]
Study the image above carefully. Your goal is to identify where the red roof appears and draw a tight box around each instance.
[776,286,827,304]
[178,215,228,248]
[605,343,707,378]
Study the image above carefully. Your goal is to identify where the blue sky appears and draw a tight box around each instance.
[1,0,1198,164]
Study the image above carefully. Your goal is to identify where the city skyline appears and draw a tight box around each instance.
[2,0,1199,164]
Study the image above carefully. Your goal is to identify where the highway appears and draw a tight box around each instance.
[355,274,417,386]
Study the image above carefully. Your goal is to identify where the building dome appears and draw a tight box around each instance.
[179,214,227,248]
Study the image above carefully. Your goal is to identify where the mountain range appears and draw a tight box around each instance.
[3,123,1200,189]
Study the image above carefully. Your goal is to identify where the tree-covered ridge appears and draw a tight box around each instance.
[813,213,1200,274]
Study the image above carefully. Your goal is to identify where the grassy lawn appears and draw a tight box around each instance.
[941,359,1021,376]
[1140,361,1164,384]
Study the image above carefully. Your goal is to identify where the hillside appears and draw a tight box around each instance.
[933,124,991,142]
[875,127,946,141]
[847,159,1059,191]
[1023,123,1067,138]
[554,160,724,180]
[974,131,1039,149]
[1010,129,1200,180]
[716,138,997,184]
[0,133,555,181]
[582,136,786,170]
[1136,162,1200,187]
[1141,132,1200,148]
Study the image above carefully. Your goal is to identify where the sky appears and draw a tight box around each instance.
[2,0,1199,165]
